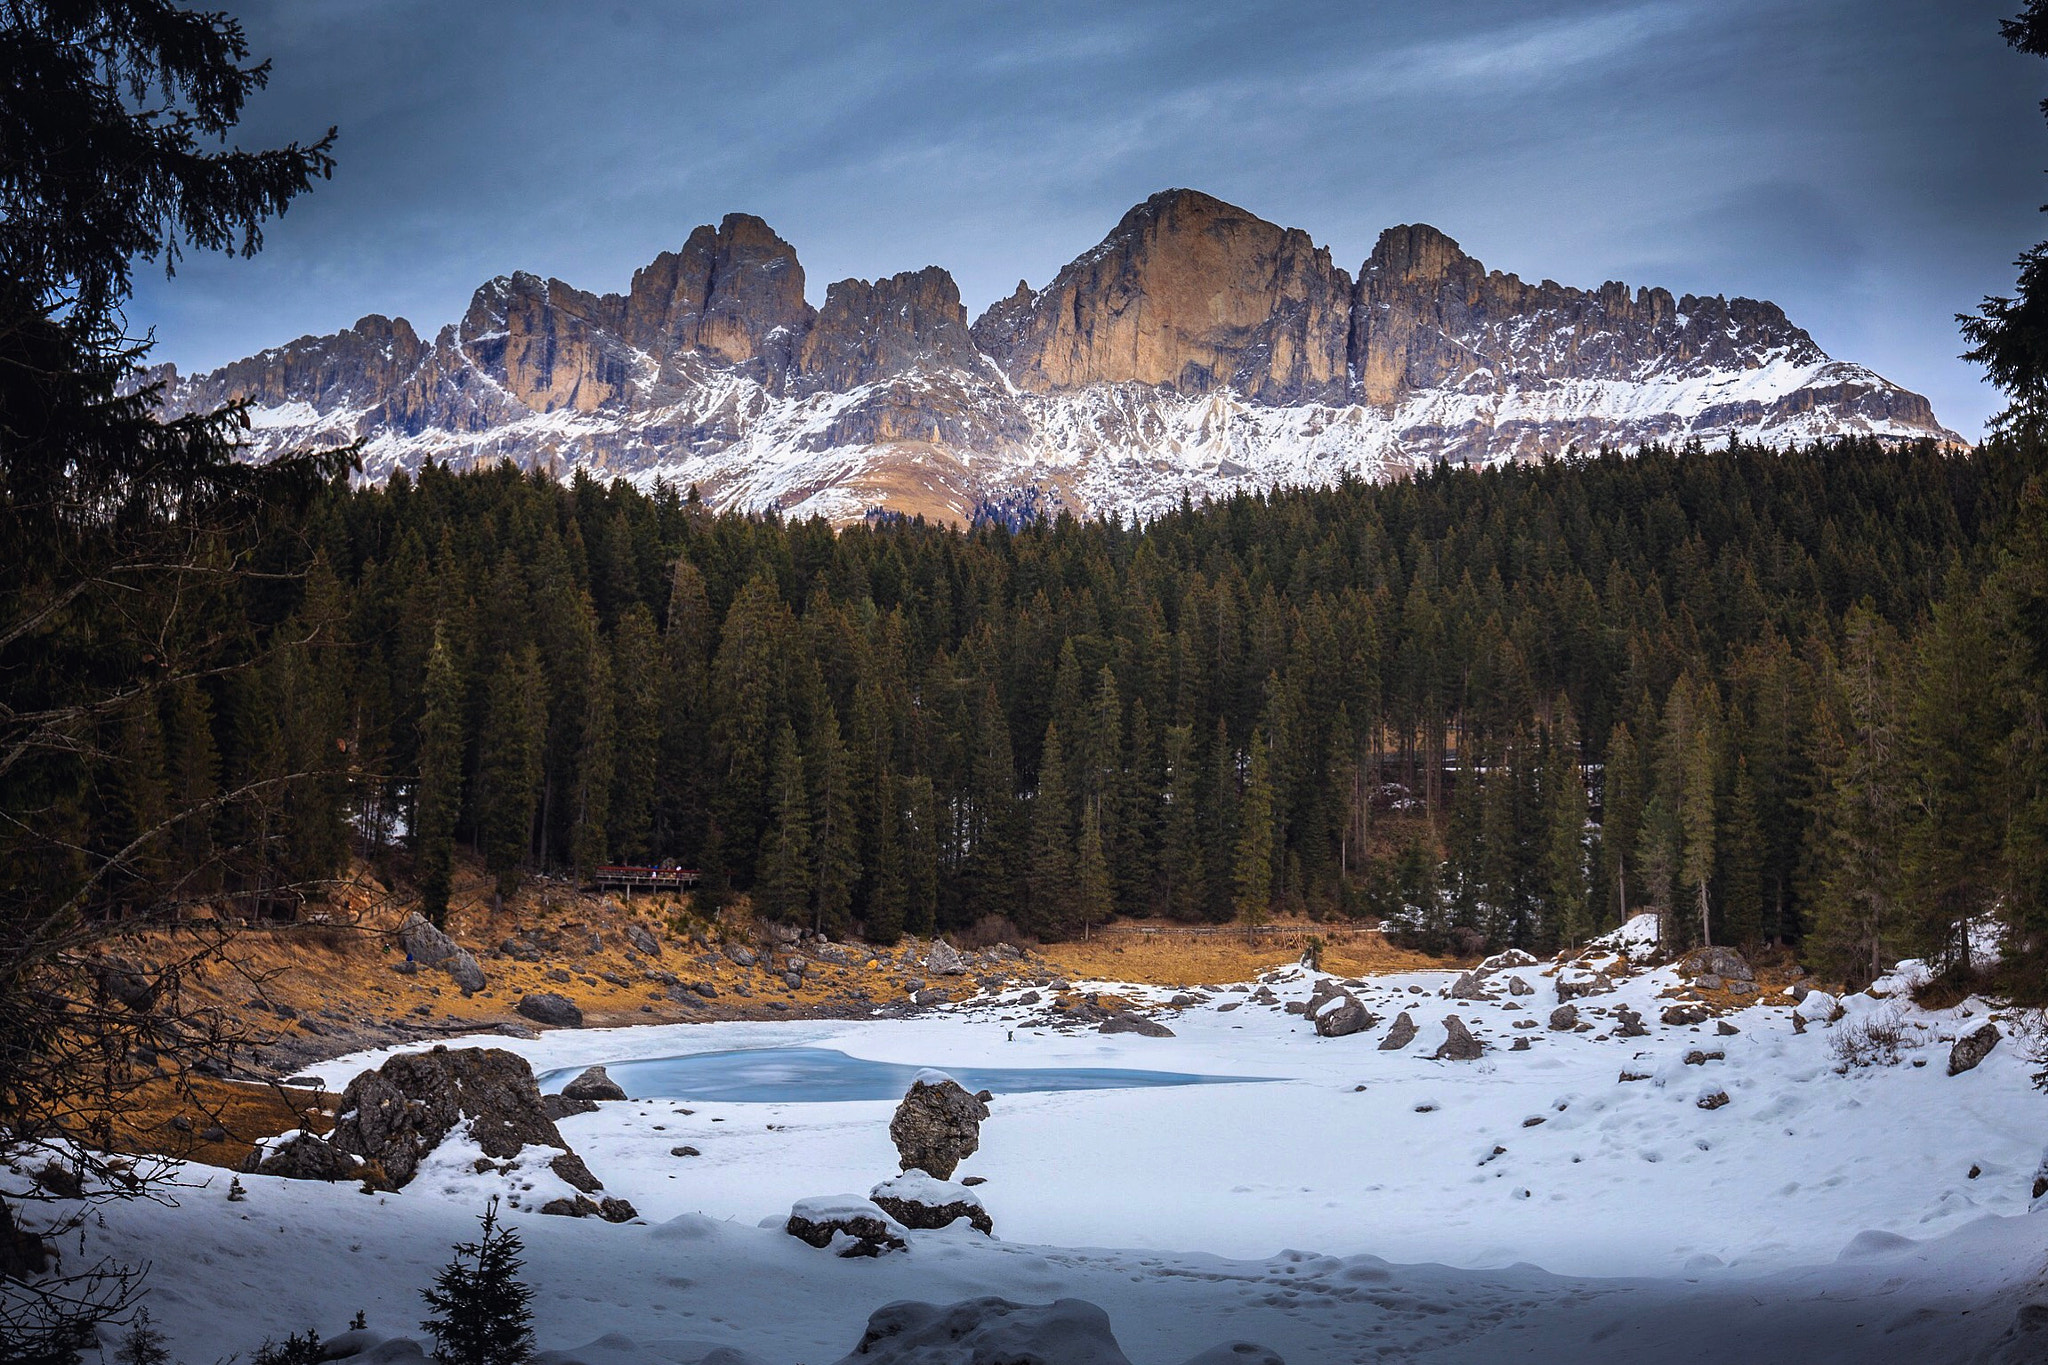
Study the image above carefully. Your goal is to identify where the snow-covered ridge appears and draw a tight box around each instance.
[158,196,1964,523]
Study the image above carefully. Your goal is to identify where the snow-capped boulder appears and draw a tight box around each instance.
[1661,1003,1711,1027]
[561,1065,627,1102]
[870,1170,993,1235]
[787,1195,909,1257]
[1379,1011,1418,1050]
[1432,1014,1484,1061]
[832,1297,1129,1364]
[1312,989,1376,1038]
[239,1130,362,1182]
[889,1072,990,1180]
[329,1045,569,1188]
[1948,1022,2001,1076]
[1792,991,1839,1028]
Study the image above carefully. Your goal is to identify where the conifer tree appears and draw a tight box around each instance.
[1026,723,1076,938]
[806,704,860,935]
[1233,729,1275,939]
[419,1198,536,1365]
[414,626,464,926]
[755,721,812,923]
[476,647,545,905]
[1076,800,1112,939]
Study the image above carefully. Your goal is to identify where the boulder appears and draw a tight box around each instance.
[1433,1014,1484,1060]
[1312,991,1375,1039]
[1682,1049,1725,1066]
[888,1072,990,1180]
[1447,971,1493,1001]
[397,912,487,994]
[832,1297,1129,1365]
[869,1170,993,1235]
[1179,1346,1285,1365]
[240,1132,362,1182]
[1697,1090,1731,1110]
[516,992,584,1028]
[1556,970,1615,1001]
[624,923,662,957]
[542,1093,599,1121]
[540,1192,639,1223]
[926,940,970,976]
[1548,1004,1579,1031]
[548,1151,603,1193]
[1949,1022,2001,1076]
[1614,1006,1650,1038]
[723,942,757,968]
[1507,975,1534,997]
[1683,945,1753,983]
[1379,1011,1418,1050]
[1099,1012,1174,1037]
[787,1195,909,1257]
[1661,1003,1711,1027]
[560,1065,627,1102]
[328,1046,567,1188]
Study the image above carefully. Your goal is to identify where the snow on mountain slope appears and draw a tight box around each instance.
[159,191,1965,524]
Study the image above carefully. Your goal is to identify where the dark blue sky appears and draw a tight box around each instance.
[134,0,2043,437]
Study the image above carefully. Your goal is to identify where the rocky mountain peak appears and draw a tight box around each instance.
[972,188,1353,403]
[797,266,985,393]
[624,213,813,374]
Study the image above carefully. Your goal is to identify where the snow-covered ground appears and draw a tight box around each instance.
[66,953,2048,1363]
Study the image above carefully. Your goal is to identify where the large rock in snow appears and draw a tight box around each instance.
[1379,1011,1418,1050]
[561,1065,627,1101]
[1432,1014,1484,1060]
[832,1297,1131,1364]
[787,1195,909,1257]
[240,1131,362,1182]
[1949,1022,2001,1076]
[870,1170,993,1235]
[889,1072,990,1180]
[1311,989,1375,1038]
[1682,945,1753,984]
[830,1296,1282,1365]
[329,1045,566,1188]
[925,939,970,976]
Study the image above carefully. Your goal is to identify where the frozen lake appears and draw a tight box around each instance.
[536,1045,1278,1102]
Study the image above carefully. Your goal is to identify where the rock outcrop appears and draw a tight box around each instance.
[328,1045,567,1188]
[888,1073,990,1180]
[560,1065,626,1102]
[1379,1011,1418,1050]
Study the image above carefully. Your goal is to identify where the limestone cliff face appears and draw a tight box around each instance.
[624,213,813,375]
[971,189,1354,404]
[796,267,986,392]
[1349,223,1824,406]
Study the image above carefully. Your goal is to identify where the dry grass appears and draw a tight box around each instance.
[108,1076,333,1171]
[1039,920,1450,987]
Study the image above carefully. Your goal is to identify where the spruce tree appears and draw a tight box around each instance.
[755,721,812,923]
[1233,729,1275,939]
[414,626,464,926]
[419,1198,536,1365]
[1025,723,1077,938]
[476,647,545,905]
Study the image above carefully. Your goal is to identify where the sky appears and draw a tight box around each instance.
[131,0,2045,439]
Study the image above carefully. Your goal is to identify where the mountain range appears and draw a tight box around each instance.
[158,188,1963,523]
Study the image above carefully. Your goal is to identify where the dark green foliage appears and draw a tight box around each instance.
[250,1331,323,1365]
[419,1199,535,1365]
